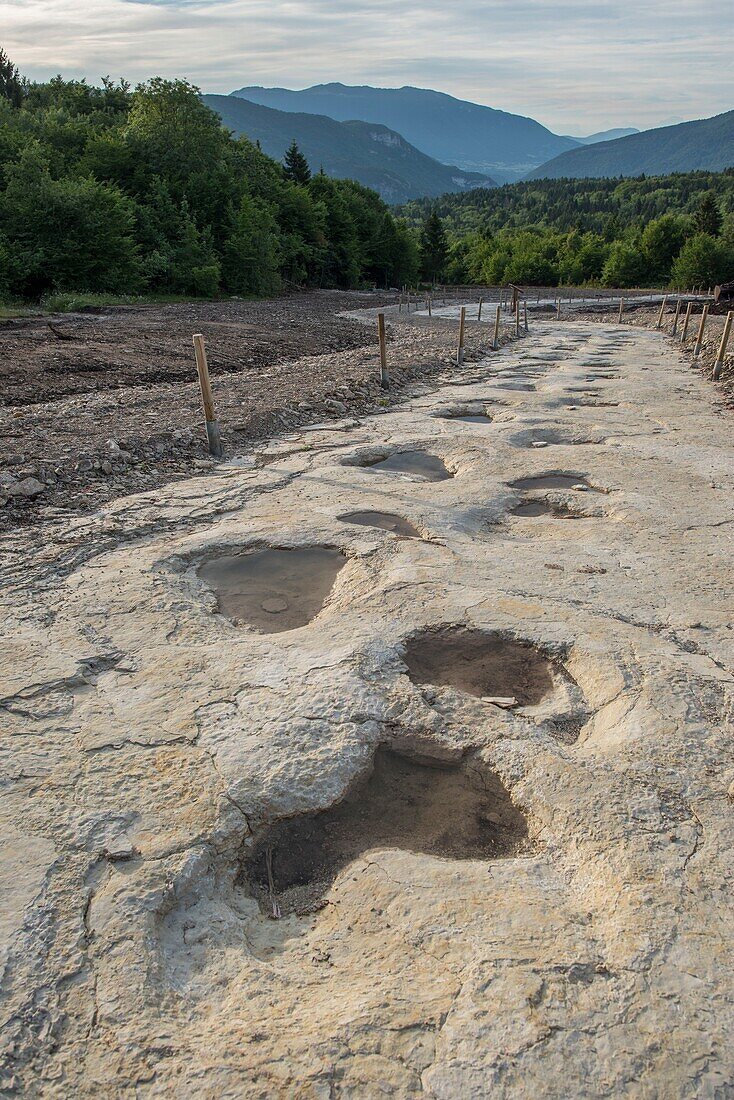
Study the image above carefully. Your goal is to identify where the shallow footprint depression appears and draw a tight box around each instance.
[403,626,558,705]
[242,747,528,917]
[198,546,346,633]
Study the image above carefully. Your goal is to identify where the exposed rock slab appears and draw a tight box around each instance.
[1,322,733,1096]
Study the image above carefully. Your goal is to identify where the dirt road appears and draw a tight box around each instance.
[1,319,733,1095]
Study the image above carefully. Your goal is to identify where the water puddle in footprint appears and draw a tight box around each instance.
[452,414,493,424]
[364,451,452,481]
[340,511,421,538]
[242,747,528,924]
[510,473,602,492]
[403,626,557,704]
[512,499,584,519]
[494,382,536,392]
[198,547,345,632]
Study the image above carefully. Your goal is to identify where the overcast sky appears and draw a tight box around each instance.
[2,0,731,134]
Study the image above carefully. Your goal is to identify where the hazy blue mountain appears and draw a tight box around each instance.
[576,127,640,144]
[203,94,494,202]
[527,111,734,179]
[230,83,580,182]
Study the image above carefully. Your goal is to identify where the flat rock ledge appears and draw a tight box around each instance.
[1,320,733,1097]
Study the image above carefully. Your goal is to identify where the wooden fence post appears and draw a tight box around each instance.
[427,296,432,317]
[656,295,668,329]
[713,311,733,380]
[192,334,223,457]
[478,297,483,322]
[680,301,693,344]
[457,306,466,365]
[693,303,709,359]
[672,299,682,336]
[556,298,561,320]
[515,299,520,336]
[524,301,528,331]
[377,312,389,389]
[618,297,624,323]
[493,304,501,350]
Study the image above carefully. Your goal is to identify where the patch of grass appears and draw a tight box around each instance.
[0,300,38,319]
[39,291,206,313]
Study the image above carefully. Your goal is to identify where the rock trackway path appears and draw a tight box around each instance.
[1,319,733,1097]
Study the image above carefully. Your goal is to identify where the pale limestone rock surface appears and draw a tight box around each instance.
[1,321,733,1097]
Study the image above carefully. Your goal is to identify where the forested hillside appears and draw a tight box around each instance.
[203,94,492,203]
[402,171,734,288]
[527,110,734,180]
[0,58,419,303]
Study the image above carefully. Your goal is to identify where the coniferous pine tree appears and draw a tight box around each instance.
[283,140,311,185]
[695,191,722,237]
[0,49,24,107]
[419,211,449,282]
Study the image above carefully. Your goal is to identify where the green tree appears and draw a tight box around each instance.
[641,215,690,282]
[601,239,649,288]
[670,234,733,289]
[419,211,449,281]
[0,142,141,296]
[283,139,311,185]
[221,194,281,296]
[0,49,24,108]
[694,192,722,237]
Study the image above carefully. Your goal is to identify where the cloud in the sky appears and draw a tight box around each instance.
[1,0,731,133]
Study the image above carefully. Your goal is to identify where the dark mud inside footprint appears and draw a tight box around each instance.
[242,747,528,917]
[403,626,557,705]
[198,546,345,632]
[365,451,452,481]
[512,500,584,519]
[340,511,421,538]
[511,473,601,492]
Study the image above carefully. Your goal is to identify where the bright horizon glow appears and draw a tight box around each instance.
[1,0,731,135]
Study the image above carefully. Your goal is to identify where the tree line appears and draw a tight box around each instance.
[0,53,421,303]
[403,173,734,289]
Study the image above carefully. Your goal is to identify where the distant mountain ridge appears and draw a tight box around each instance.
[230,83,580,183]
[576,127,640,144]
[203,94,494,203]
[528,111,734,179]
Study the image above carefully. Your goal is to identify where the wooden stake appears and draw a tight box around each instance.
[524,301,528,331]
[427,296,432,317]
[493,304,501,350]
[515,300,520,337]
[377,312,389,389]
[556,298,561,320]
[680,301,693,344]
[398,294,403,314]
[672,299,682,336]
[478,297,484,322]
[618,297,624,323]
[713,311,733,380]
[693,303,709,359]
[192,334,223,457]
[656,295,668,329]
[457,306,466,365]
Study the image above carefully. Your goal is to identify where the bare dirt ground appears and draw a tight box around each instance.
[0,290,499,528]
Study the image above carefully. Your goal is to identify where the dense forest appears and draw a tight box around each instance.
[402,173,734,288]
[0,52,420,303]
[1,48,733,300]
